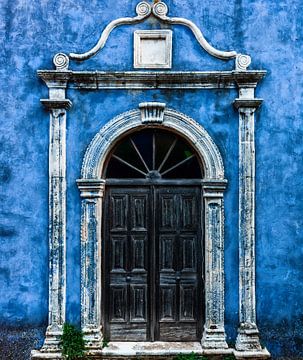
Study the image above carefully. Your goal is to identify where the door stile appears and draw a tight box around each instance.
[150,185,157,341]
[102,185,109,340]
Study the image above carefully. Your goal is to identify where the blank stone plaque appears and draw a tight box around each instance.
[134,30,172,69]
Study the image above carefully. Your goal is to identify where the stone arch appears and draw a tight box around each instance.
[77,104,228,351]
[80,106,225,181]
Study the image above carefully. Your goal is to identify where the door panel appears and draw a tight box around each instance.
[156,187,202,341]
[105,188,150,341]
[104,185,203,342]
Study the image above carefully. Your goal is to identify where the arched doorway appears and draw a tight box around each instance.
[102,128,204,341]
[77,104,228,350]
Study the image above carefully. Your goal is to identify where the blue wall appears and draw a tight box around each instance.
[0,0,302,358]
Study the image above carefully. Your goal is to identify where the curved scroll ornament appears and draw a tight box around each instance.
[65,0,251,70]
[152,2,235,60]
[53,53,69,70]
[69,2,152,61]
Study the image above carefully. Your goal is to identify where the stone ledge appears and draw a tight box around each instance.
[102,342,203,356]
[32,343,271,359]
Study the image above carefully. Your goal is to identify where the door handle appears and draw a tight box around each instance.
[126,276,131,282]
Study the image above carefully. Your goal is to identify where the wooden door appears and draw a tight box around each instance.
[156,187,202,341]
[103,185,203,342]
[104,187,150,341]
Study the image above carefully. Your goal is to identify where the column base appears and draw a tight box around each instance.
[235,323,263,351]
[83,325,104,353]
[31,325,63,359]
[234,348,271,359]
[31,350,63,360]
[201,325,229,350]
[40,325,63,353]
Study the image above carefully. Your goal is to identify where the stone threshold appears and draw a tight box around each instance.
[102,342,205,356]
[32,343,271,359]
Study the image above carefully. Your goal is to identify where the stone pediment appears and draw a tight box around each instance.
[52,1,251,72]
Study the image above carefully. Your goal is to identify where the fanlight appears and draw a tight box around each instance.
[105,128,203,179]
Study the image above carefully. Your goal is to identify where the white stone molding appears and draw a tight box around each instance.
[80,105,224,181]
[139,101,166,123]
[134,30,172,69]
[77,179,105,354]
[38,70,266,90]
[233,96,270,358]
[202,181,228,351]
[33,98,72,357]
[66,1,251,70]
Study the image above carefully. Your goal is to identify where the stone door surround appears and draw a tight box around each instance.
[32,1,269,359]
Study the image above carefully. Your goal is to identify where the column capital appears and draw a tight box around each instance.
[203,180,228,198]
[77,179,106,198]
[41,99,72,111]
[234,98,263,111]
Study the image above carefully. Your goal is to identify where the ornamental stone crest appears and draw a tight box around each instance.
[53,0,251,71]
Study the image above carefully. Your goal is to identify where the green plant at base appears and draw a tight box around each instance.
[61,323,86,359]
[223,355,236,360]
[102,338,109,349]
[174,353,207,360]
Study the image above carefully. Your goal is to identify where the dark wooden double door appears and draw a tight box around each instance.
[103,185,203,341]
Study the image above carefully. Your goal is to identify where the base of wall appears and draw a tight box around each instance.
[31,342,271,359]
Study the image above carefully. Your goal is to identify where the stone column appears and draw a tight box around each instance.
[77,179,105,353]
[202,180,229,351]
[234,90,267,354]
[40,98,72,353]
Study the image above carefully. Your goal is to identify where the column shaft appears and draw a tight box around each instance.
[40,99,72,353]
[202,182,228,350]
[77,179,105,353]
[235,98,263,352]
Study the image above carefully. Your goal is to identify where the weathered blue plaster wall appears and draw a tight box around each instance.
[0,0,302,358]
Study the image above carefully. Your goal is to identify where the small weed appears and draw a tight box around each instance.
[174,353,207,360]
[102,338,109,349]
[223,355,236,360]
[61,323,86,360]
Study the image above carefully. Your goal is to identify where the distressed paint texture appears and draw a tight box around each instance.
[0,0,303,359]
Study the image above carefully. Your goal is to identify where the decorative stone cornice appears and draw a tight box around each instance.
[76,179,105,198]
[139,102,166,123]
[234,98,263,111]
[41,99,72,110]
[37,71,266,90]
